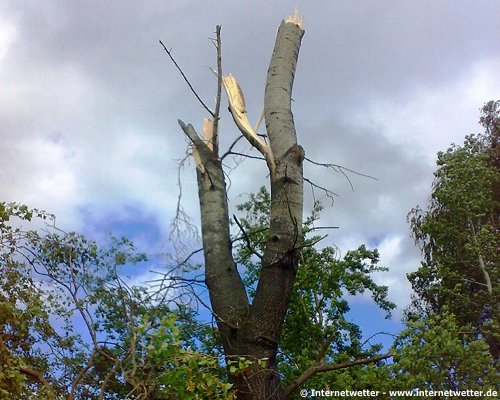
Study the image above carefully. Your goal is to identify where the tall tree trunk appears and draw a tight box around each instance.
[234,16,305,400]
[178,12,304,399]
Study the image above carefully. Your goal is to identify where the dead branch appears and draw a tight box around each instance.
[360,331,398,349]
[159,40,214,116]
[169,153,200,257]
[295,234,328,249]
[305,156,377,191]
[178,120,214,177]
[304,177,339,204]
[221,134,245,160]
[305,226,339,231]
[218,72,276,175]
[225,151,265,161]
[146,225,270,303]
[178,119,206,149]
[211,25,222,154]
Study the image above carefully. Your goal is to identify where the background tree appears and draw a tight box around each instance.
[0,202,234,399]
[1,203,63,399]
[233,187,395,398]
[391,310,497,395]
[407,101,500,359]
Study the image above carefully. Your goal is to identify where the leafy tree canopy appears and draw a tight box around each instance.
[392,310,497,394]
[408,100,500,358]
[0,202,234,399]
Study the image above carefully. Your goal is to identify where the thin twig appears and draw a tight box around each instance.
[305,226,339,231]
[305,157,377,180]
[303,177,339,205]
[169,153,199,257]
[159,40,214,117]
[226,151,266,161]
[221,134,245,160]
[360,331,398,349]
[305,156,377,192]
[295,234,328,249]
[233,214,263,259]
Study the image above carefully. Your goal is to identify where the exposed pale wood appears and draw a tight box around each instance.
[220,73,275,176]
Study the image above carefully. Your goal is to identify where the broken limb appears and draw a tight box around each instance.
[219,73,276,176]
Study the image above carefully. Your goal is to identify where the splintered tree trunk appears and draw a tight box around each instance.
[235,17,305,400]
[178,12,304,399]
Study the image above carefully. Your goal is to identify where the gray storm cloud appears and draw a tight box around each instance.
[1,0,499,310]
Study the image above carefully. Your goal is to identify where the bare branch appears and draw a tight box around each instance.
[305,156,377,191]
[211,25,222,154]
[178,119,205,149]
[360,331,398,349]
[19,367,55,397]
[159,40,214,116]
[284,352,394,397]
[233,214,263,259]
[295,234,328,249]
[305,226,339,231]
[305,157,377,180]
[147,225,271,300]
[178,120,213,175]
[225,152,265,161]
[169,153,199,256]
[254,107,265,133]
[221,134,245,160]
[304,177,339,205]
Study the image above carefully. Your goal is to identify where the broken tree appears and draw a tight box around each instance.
[168,10,395,398]
[176,11,304,399]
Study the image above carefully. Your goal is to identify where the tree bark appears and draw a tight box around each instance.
[227,17,305,400]
[179,14,304,399]
[178,120,249,357]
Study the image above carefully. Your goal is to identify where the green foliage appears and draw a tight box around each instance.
[235,187,396,394]
[407,101,500,358]
[392,311,497,393]
[0,202,234,399]
[136,315,235,399]
[0,203,60,399]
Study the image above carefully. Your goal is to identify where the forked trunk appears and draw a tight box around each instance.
[178,12,304,399]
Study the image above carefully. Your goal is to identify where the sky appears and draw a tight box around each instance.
[1,0,500,338]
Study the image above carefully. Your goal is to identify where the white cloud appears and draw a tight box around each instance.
[0,17,16,61]
[378,236,402,266]
[375,235,415,311]
[0,134,81,229]
[363,57,500,162]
